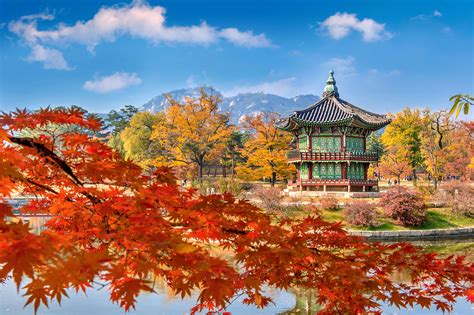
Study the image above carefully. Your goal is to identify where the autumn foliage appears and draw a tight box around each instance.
[380,186,427,227]
[1,108,473,314]
[343,201,379,227]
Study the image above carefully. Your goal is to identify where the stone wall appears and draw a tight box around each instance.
[349,227,474,241]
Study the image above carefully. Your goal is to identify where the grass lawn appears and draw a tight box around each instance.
[286,206,474,231]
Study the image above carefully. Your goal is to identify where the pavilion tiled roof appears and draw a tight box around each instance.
[276,70,391,131]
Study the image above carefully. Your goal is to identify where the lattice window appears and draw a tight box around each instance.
[299,136,308,152]
[346,137,364,153]
[300,163,309,179]
[312,163,320,179]
[335,163,342,179]
[312,136,341,152]
[327,163,334,179]
[320,163,327,178]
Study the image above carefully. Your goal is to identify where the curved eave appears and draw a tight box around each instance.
[292,116,354,127]
[351,116,391,130]
[275,117,298,131]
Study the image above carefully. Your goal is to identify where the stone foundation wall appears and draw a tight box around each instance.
[349,227,474,241]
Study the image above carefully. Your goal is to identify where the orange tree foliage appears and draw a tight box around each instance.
[1,108,473,314]
[378,145,412,183]
[237,112,295,186]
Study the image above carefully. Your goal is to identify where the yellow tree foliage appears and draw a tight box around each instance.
[151,90,233,182]
[381,108,425,182]
[237,112,295,186]
[120,111,165,168]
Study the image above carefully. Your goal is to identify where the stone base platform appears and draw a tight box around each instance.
[285,190,380,198]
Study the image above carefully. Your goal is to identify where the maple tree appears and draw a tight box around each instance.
[237,112,295,186]
[1,107,473,314]
[378,146,412,183]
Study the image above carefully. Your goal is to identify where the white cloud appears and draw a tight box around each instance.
[83,72,142,93]
[368,68,401,76]
[9,1,272,69]
[411,10,443,21]
[321,56,357,77]
[224,77,296,97]
[320,12,392,42]
[220,28,272,48]
[27,44,71,70]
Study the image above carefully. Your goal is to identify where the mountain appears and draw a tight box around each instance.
[141,87,319,123]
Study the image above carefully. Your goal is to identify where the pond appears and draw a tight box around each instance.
[1,277,473,315]
[1,214,473,314]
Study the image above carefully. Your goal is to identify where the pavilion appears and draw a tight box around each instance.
[276,70,391,195]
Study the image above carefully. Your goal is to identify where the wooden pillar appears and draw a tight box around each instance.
[323,185,326,192]
[308,163,313,179]
[342,163,347,179]
[363,186,366,192]
[364,163,368,180]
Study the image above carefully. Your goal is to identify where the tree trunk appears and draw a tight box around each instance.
[271,171,277,187]
[198,160,203,187]
[434,177,438,190]
[412,168,417,186]
[397,174,401,185]
[222,163,227,178]
[231,152,235,181]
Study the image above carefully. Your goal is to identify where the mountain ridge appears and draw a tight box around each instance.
[141,87,320,123]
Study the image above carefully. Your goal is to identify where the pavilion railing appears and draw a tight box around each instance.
[287,150,378,162]
[289,179,378,186]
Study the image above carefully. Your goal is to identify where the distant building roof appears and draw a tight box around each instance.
[276,70,391,131]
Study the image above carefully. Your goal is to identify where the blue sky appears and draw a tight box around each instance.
[0,0,472,117]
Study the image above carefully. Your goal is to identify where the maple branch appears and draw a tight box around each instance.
[9,136,83,186]
[9,136,101,205]
[25,178,59,195]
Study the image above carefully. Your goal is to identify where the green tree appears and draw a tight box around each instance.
[366,131,385,157]
[223,131,248,180]
[105,105,139,155]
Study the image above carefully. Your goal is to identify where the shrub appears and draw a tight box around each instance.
[380,187,426,226]
[252,186,283,212]
[434,181,474,217]
[317,196,340,211]
[416,185,436,199]
[279,203,306,218]
[215,178,244,197]
[343,201,379,227]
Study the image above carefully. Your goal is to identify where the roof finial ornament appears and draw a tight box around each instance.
[322,69,339,98]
